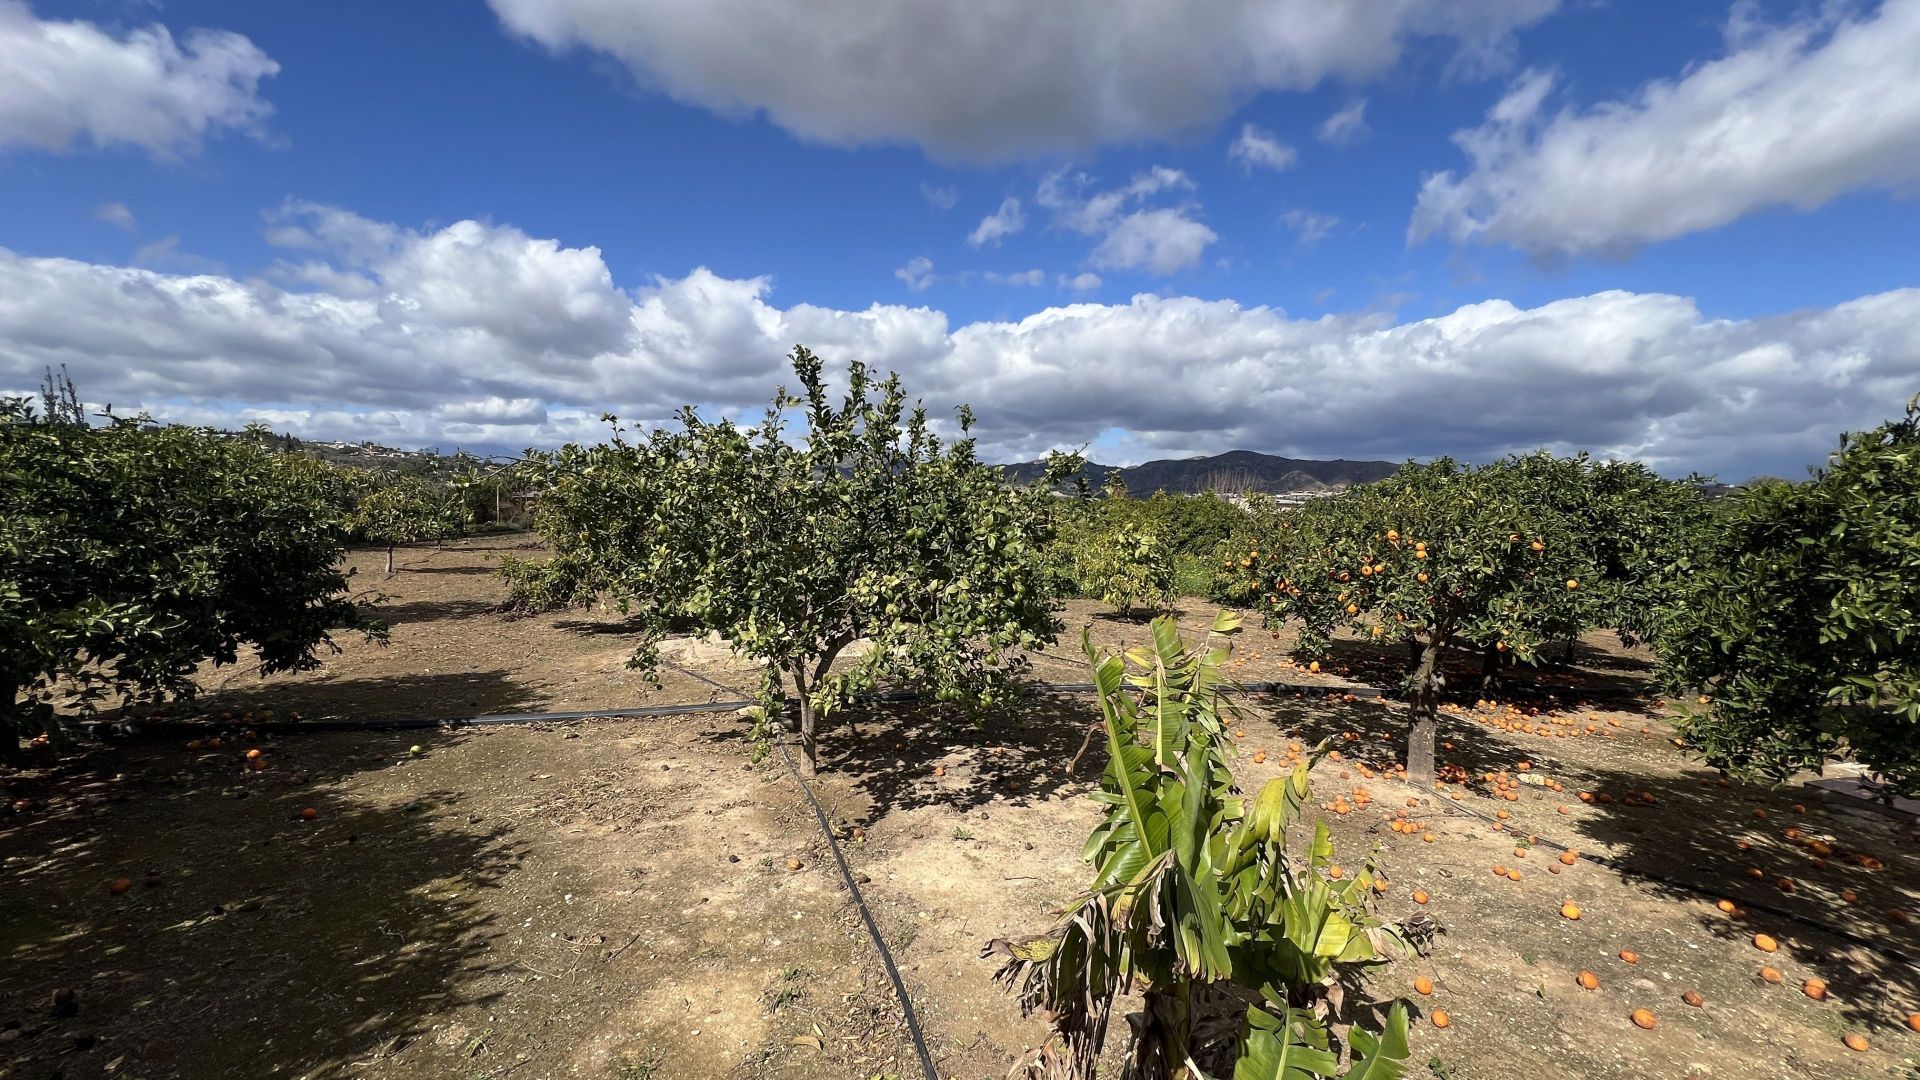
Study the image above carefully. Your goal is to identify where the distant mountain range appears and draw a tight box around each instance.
[1000,449,1402,495]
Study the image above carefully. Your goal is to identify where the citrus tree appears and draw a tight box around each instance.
[1,385,374,759]
[1065,524,1175,617]
[504,346,1077,771]
[988,613,1409,1079]
[346,472,466,573]
[1242,458,1600,783]
[1657,399,1920,796]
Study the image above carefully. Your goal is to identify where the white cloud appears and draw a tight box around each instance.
[0,0,277,157]
[920,181,959,210]
[895,255,936,291]
[93,201,135,230]
[1316,99,1370,145]
[2,202,1915,478]
[1037,167,1216,275]
[1229,123,1297,171]
[967,197,1026,247]
[1412,1,1920,257]
[485,0,1560,160]
[1089,209,1219,275]
[436,397,550,426]
[1060,272,1103,292]
[1280,209,1341,249]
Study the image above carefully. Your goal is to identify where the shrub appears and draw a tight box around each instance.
[0,381,374,757]
[988,612,1409,1078]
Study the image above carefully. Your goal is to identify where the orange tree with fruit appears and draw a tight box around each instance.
[1657,399,1920,796]
[1,373,375,761]
[502,346,1077,772]
[1237,457,1603,784]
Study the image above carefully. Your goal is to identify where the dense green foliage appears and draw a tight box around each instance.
[1053,490,1248,606]
[1658,400,1920,795]
[1223,455,1710,781]
[991,613,1408,1079]
[503,346,1076,769]
[345,472,467,572]
[0,386,372,756]
[1059,520,1175,615]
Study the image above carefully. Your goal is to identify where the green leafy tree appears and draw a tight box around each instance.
[1076,527,1175,616]
[1658,400,1920,796]
[1,387,373,759]
[347,473,466,573]
[1245,459,1601,783]
[504,346,1077,771]
[988,613,1409,1079]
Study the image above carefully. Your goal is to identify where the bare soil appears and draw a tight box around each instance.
[4,538,1917,1079]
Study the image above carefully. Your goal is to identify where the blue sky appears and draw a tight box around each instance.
[2,0,1918,478]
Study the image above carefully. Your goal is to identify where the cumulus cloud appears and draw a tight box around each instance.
[1412,1,1920,256]
[895,255,936,291]
[1317,99,1370,145]
[1089,209,1219,275]
[1,203,1915,477]
[967,197,1025,247]
[1038,166,1217,275]
[0,0,277,157]
[485,0,1560,160]
[1229,123,1297,171]
[1060,272,1103,292]
[93,202,135,230]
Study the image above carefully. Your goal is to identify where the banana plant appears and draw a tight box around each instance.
[986,612,1409,1080]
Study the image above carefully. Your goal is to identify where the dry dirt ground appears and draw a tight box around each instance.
[4,538,1918,1079]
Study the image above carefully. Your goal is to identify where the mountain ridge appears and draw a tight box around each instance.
[999,449,1401,494]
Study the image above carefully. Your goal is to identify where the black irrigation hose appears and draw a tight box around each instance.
[646,658,941,1080]
[774,734,941,1080]
[1432,788,1919,967]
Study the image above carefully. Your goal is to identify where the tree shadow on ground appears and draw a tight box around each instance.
[1286,634,1658,719]
[183,669,535,725]
[400,564,499,576]
[369,598,500,627]
[0,730,524,1079]
[817,693,1107,819]
[1242,689,1551,785]
[1564,763,1920,1032]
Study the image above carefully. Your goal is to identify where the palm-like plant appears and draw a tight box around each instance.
[988,612,1409,1079]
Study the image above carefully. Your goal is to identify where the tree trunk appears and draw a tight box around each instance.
[1562,635,1577,665]
[1407,636,1445,786]
[1405,637,1422,672]
[790,666,818,776]
[385,544,395,575]
[1,685,25,767]
[1479,641,1503,691]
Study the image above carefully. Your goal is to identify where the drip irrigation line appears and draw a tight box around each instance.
[774,733,941,1080]
[647,657,940,1080]
[1431,789,1917,967]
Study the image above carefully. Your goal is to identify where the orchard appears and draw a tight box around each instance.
[3,358,1917,1079]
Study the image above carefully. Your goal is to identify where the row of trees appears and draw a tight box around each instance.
[493,348,1916,796]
